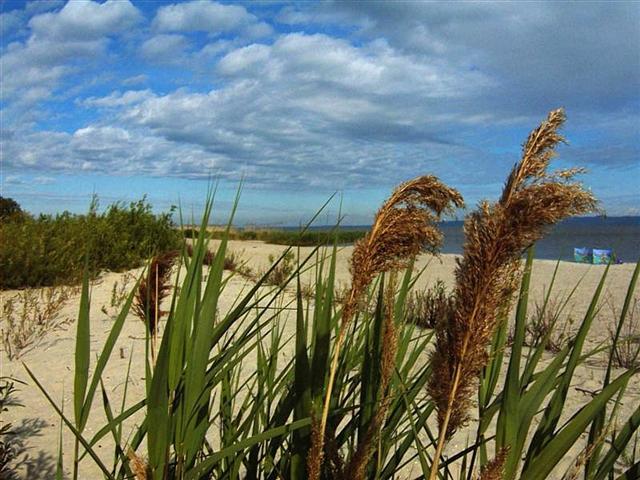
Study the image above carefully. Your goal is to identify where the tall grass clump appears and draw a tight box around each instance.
[608,294,640,368]
[0,196,180,289]
[405,280,454,330]
[24,109,640,480]
[309,174,464,479]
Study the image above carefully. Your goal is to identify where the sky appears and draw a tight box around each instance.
[1,0,639,225]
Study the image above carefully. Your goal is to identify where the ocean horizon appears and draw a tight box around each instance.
[273,216,640,262]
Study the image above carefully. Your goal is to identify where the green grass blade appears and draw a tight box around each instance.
[183,189,241,469]
[185,418,314,480]
[23,364,115,479]
[593,399,640,480]
[519,258,563,387]
[56,386,64,480]
[310,243,336,407]
[80,274,140,431]
[526,262,611,464]
[291,276,312,480]
[99,380,133,478]
[520,369,634,480]
[616,461,640,480]
[74,269,91,427]
[81,399,146,459]
[496,247,533,479]
[587,260,640,479]
[147,312,172,479]
[359,277,385,443]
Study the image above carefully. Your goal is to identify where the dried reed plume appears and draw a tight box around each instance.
[427,108,598,479]
[308,175,464,480]
[186,243,214,265]
[133,250,178,336]
[476,449,508,480]
[127,448,149,480]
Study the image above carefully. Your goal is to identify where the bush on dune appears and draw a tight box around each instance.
[0,196,180,289]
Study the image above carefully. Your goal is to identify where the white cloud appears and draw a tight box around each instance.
[1,0,143,114]
[122,74,149,86]
[2,31,495,188]
[1,0,637,216]
[153,1,259,34]
[316,2,640,114]
[0,10,25,36]
[28,0,142,40]
[81,90,154,108]
[140,34,189,61]
[2,38,103,94]
[3,174,55,186]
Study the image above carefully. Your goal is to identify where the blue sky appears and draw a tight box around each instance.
[1,0,638,225]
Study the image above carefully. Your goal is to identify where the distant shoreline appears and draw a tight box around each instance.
[183,216,640,262]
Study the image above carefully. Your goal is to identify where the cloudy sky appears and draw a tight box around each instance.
[1,0,638,225]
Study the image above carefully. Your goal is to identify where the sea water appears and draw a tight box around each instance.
[437,216,640,262]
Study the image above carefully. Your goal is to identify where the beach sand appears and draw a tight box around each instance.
[1,240,638,479]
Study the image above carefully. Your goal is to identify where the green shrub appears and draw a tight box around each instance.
[0,196,180,289]
[206,227,368,246]
[0,196,23,221]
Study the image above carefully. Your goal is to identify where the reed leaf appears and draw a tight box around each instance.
[586,259,640,478]
[519,370,635,480]
[592,390,640,480]
[525,263,611,465]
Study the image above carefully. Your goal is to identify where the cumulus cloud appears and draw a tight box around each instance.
[2,126,217,177]
[313,2,640,114]
[140,34,189,61]
[1,0,143,112]
[80,89,154,108]
[3,32,489,188]
[28,0,141,40]
[152,0,271,38]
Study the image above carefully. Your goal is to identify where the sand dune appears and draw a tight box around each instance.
[1,241,638,479]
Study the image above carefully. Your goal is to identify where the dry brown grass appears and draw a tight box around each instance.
[477,448,508,480]
[526,297,574,353]
[607,294,640,368]
[405,280,454,330]
[1,285,78,359]
[427,108,598,478]
[101,272,135,320]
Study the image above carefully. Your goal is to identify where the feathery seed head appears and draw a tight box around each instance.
[428,108,598,443]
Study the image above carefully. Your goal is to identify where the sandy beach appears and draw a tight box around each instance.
[1,240,638,479]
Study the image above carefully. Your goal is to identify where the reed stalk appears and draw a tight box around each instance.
[427,109,597,479]
[308,175,463,480]
[132,250,177,362]
[344,273,399,479]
